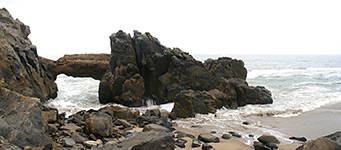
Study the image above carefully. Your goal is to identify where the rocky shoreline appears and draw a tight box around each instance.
[1,8,341,150]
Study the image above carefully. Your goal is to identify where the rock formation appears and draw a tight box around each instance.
[99,30,273,117]
[0,87,53,148]
[0,8,57,102]
[99,30,256,107]
[43,54,111,80]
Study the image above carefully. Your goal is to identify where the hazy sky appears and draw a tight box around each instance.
[1,0,341,57]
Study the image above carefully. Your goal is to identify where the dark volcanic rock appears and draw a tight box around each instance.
[0,88,52,148]
[192,139,202,148]
[198,133,220,143]
[204,57,247,80]
[100,131,175,150]
[170,89,235,118]
[202,143,214,150]
[219,78,273,107]
[258,135,280,144]
[99,30,214,106]
[175,138,187,148]
[254,141,272,150]
[99,30,273,116]
[0,8,57,102]
[289,136,307,142]
[47,54,111,80]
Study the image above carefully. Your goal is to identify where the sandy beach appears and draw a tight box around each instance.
[249,101,341,140]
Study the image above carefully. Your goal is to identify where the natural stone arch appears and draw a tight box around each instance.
[41,54,111,80]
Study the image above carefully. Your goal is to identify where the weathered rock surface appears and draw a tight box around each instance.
[143,124,169,132]
[296,138,341,150]
[257,135,280,144]
[98,105,139,119]
[219,78,273,107]
[0,8,57,101]
[44,54,111,80]
[99,30,273,119]
[100,131,175,150]
[99,30,220,106]
[170,89,235,118]
[0,136,21,150]
[324,131,341,146]
[85,112,113,137]
[0,88,52,148]
[198,133,220,143]
[204,57,247,81]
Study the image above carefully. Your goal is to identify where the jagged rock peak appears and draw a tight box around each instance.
[0,8,57,101]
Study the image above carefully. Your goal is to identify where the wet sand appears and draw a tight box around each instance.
[249,102,341,140]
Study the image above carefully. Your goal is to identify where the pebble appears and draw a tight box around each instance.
[192,139,202,148]
[222,134,232,140]
[175,138,187,148]
[229,132,241,138]
[83,140,98,148]
[289,136,307,142]
[62,137,76,147]
[202,143,214,150]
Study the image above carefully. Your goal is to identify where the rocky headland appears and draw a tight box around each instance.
[1,8,341,150]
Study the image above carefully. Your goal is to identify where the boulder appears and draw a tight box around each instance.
[71,132,88,143]
[296,138,341,150]
[202,143,214,150]
[48,54,111,80]
[100,131,175,150]
[0,8,57,102]
[198,133,220,143]
[219,78,273,107]
[98,105,139,119]
[0,88,52,148]
[143,109,161,118]
[191,139,202,148]
[175,138,187,148]
[142,124,169,132]
[253,141,272,150]
[85,112,113,137]
[170,89,235,118]
[324,131,341,146]
[257,135,280,144]
[41,106,58,123]
[62,137,76,147]
[60,124,82,132]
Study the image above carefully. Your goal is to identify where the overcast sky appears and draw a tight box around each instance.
[1,0,341,58]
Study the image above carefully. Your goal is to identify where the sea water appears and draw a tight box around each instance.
[45,54,341,145]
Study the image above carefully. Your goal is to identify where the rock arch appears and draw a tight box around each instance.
[42,54,111,80]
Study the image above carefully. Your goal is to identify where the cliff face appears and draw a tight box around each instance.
[0,8,57,102]
[99,30,259,108]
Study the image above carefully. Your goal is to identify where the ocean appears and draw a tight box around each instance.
[45,54,341,145]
